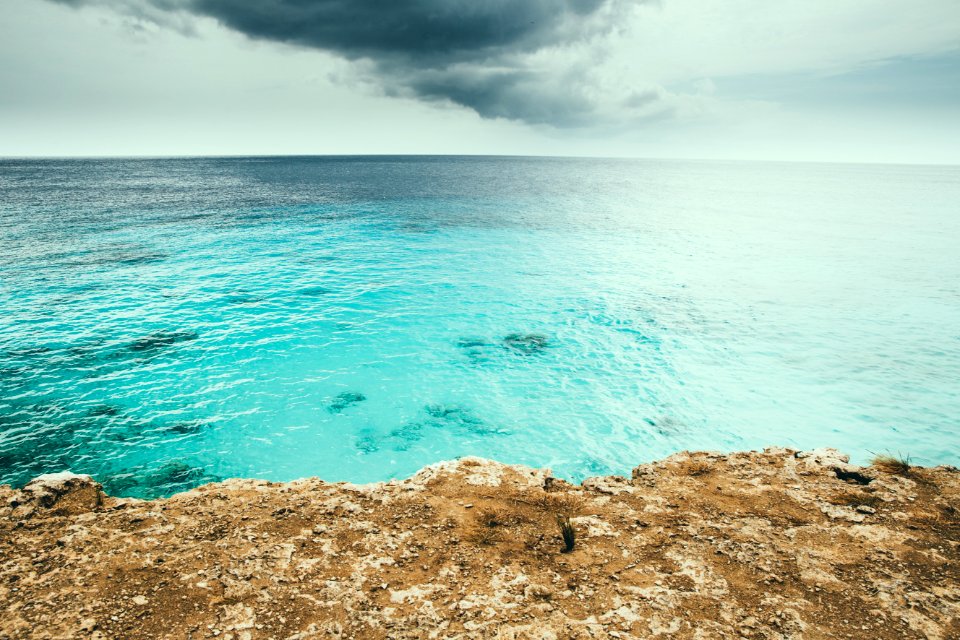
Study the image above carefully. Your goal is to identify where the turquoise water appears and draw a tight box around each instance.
[1,156,958,497]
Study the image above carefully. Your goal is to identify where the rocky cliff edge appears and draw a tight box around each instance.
[1,448,958,639]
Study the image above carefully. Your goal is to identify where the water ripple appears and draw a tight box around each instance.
[1,157,958,496]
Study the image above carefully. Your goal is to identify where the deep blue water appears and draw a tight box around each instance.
[1,156,958,497]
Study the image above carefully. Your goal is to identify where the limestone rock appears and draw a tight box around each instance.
[1,449,957,640]
[15,471,104,516]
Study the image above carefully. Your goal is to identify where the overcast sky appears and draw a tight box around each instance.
[1,0,958,162]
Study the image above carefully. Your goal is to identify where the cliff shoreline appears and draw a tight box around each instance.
[2,448,958,639]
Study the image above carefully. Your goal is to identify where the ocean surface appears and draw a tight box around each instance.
[1,156,958,498]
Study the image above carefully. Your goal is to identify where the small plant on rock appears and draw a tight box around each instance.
[870,452,912,475]
[556,514,576,553]
[467,507,512,546]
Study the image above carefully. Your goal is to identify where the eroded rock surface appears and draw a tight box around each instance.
[10,471,103,517]
[1,449,958,639]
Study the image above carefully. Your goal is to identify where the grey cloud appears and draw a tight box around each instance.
[397,66,597,127]
[49,0,644,126]
[624,89,662,108]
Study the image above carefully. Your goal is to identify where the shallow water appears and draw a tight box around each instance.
[1,156,958,497]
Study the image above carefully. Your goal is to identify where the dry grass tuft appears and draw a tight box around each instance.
[475,507,515,528]
[871,453,911,475]
[468,525,503,546]
[466,505,529,546]
[828,491,882,509]
[464,489,585,552]
[682,460,712,476]
[521,492,584,515]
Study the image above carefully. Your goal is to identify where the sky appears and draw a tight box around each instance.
[1,0,958,163]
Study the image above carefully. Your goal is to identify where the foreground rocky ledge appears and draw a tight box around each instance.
[1,449,958,640]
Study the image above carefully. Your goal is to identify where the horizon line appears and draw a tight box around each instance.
[1,152,958,168]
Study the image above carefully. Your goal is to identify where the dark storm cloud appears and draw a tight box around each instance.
[49,0,643,126]
[191,0,608,62]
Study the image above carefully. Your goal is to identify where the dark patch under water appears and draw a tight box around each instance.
[4,346,53,358]
[102,461,220,499]
[355,433,380,454]
[356,403,509,454]
[0,383,215,496]
[105,251,168,266]
[644,415,688,436]
[87,404,120,417]
[425,403,477,421]
[0,367,27,384]
[156,419,205,435]
[300,285,334,297]
[128,330,199,352]
[456,337,494,349]
[328,391,366,414]
[502,333,550,355]
[454,333,552,364]
[224,294,266,305]
[386,421,426,451]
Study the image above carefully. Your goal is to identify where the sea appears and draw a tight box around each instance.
[1,156,958,497]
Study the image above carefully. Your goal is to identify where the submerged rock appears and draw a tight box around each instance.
[644,414,687,436]
[3,346,52,358]
[102,461,220,499]
[150,461,206,486]
[86,404,120,417]
[455,334,552,361]
[86,244,168,267]
[300,285,334,297]
[128,330,198,352]
[424,403,470,420]
[222,292,265,305]
[163,420,204,435]
[0,366,27,381]
[423,403,508,436]
[355,435,380,454]
[387,422,426,451]
[143,419,205,436]
[369,405,508,453]
[0,413,94,488]
[28,400,70,418]
[390,421,425,441]
[456,337,493,349]
[328,391,366,413]
[110,251,167,266]
[424,403,484,428]
[502,333,550,355]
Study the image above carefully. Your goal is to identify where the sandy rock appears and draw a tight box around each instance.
[13,471,104,516]
[1,450,958,639]
[581,475,634,495]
